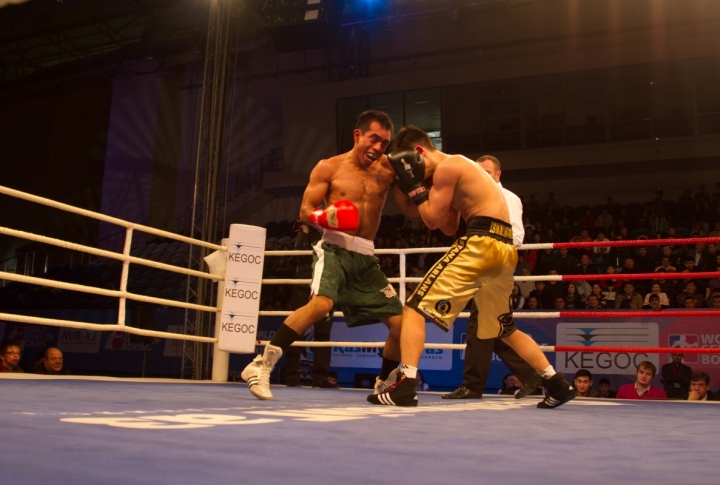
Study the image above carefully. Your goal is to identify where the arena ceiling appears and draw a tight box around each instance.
[0,0,510,92]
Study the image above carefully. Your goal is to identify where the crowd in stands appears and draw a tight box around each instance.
[261,183,720,311]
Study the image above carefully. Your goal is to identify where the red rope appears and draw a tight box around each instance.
[558,310,720,318]
[552,236,720,249]
[554,346,720,354]
[560,272,720,281]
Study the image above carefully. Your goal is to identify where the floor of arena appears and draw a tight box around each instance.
[2,375,718,485]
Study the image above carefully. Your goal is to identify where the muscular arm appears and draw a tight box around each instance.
[392,185,420,218]
[438,205,461,236]
[417,163,459,231]
[299,161,331,223]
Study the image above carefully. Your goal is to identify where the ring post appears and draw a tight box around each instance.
[216,225,266,354]
[211,238,230,382]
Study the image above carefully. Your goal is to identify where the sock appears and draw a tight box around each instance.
[400,364,417,379]
[540,365,556,379]
[269,324,301,352]
[379,358,400,380]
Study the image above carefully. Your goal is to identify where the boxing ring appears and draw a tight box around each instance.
[2,184,720,485]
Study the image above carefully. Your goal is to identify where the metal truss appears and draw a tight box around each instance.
[181,0,235,380]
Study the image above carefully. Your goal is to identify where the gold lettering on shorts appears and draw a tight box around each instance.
[490,222,512,240]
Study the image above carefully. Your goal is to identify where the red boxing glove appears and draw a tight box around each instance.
[309,200,359,231]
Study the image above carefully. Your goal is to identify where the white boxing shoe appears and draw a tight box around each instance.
[241,344,283,400]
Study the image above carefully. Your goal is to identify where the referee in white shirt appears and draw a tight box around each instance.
[442,155,541,399]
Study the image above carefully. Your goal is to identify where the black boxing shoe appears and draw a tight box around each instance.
[442,385,483,399]
[367,376,418,407]
[537,373,576,409]
[515,372,543,399]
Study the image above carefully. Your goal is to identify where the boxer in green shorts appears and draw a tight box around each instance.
[242,110,413,400]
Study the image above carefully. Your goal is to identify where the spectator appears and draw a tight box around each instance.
[554,296,566,310]
[648,202,669,236]
[529,281,554,309]
[563,282,586,309]
[617,361,667,400]
[575,254,599,276]
[643,283,670,307]
[514,252,531,276]
[643,293,663,312]
[516,267,535,298]
[498,374,519,395]
[544,269,564,300]
[676,189,695,215]
[578,209,595,229]
[615,282,644,309]
[655,256,677,273]
[683,296,697,309]
[589,283,608,308]
[525,195,540,220]
[708,221,720,238]
[509,284,525,310]
[598,378,616,398]
[619,257,646,293]
[661,353,693,400]
[687,243,707,268]
[599,265,623,302]
[415,371,430,391]
[523,296,540,310]
[325,371,340,388]
[574,278,592,301]
[535,248,557,275]
[697,243,718,272]
[541,192,560,212]
[654,269,678,305]
[687,371,720,401]
[592,231,611,265]
[407,264,423,294]
[573,369,600,397]
[586,294,602,310]
[696,184,710,215]
[711,293,720,309]
[634,247,656,274]
[0,341,24,373]
[553,248,577,275]
[675,281,705,308]
[29,347,71,375]
[595,209,614,231]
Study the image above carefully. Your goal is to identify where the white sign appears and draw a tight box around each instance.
[57,329,101,354]
[556,322,659,375]
[330,320,454,370]
[218,224,265,353]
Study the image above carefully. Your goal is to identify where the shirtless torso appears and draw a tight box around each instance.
[299,120,404,241]
[300,152,396,241]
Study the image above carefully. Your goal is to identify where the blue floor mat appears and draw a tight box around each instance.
[2,376,719,485]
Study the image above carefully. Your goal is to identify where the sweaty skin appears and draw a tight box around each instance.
[417,153,509,233]
[300,121,407,240]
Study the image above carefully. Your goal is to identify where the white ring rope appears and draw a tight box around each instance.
[0,312,216,343]
[0,271,217,313]
[0,226,223,282]
[2,181,716,351]
[0,185,225,252]
[0,184,223,343]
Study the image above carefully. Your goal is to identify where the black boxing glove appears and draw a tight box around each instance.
[388,150,428,205]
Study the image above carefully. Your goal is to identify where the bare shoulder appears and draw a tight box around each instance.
[436,154,475,176]
[312,153,344,179]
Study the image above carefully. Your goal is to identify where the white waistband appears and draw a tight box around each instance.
[321,231,375,256]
